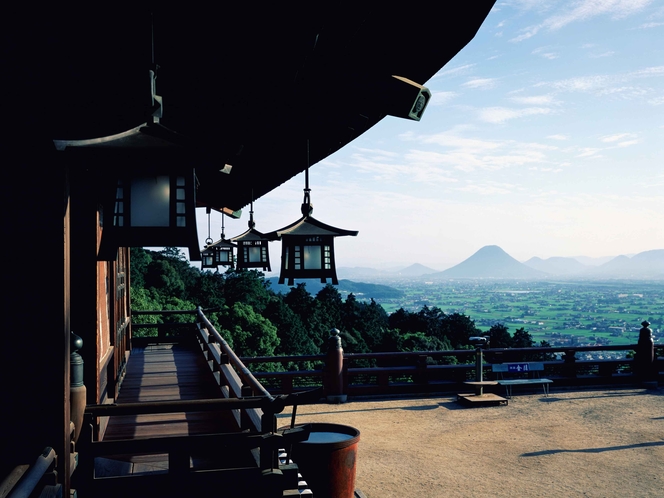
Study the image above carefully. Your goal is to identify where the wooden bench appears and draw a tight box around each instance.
[491,362,553,398]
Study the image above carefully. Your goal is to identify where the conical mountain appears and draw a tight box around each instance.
[433,245,548,279]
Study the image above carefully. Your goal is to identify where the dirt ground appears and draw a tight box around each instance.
[278,387,664,497]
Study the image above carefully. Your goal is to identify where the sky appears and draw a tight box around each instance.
[193,0,664,273]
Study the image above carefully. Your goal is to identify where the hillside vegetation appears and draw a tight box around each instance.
[130,248,548,361]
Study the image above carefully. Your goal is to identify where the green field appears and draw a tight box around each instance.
[374,280,664,347]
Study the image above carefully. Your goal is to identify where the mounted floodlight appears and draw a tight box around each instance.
[386,75,431,121]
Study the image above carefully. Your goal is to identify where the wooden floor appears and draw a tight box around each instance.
[103,341,232,442]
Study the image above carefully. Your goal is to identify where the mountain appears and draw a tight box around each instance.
[584,249,664,279]
[431,245,547,279]
[267,278,404,299]
[523,256,589,275]
[391,263,438,277]
[336,267,388,280]
[337,263,438,280]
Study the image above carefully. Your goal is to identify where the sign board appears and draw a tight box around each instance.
[508,363,529,373]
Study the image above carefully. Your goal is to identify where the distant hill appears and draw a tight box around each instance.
[584,249,664,279]
[391,263,438,277]
[267,278,404,299]
[337,263,438,280]
[431,245,547,279]
[523,256,589,275]
[330,248,664,282]
[336,267,388,280]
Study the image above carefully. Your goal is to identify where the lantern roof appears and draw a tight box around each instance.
[205,237,237,249]
[267,215,358,239]
[230,227,271,243]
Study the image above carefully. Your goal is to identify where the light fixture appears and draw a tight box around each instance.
[98,164,200,260]
[201,210,236,268]
[266,142,357,285]
[230,197,272,272]
[54,17,201,261]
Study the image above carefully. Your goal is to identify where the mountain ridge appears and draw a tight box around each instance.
[336,247,664,280]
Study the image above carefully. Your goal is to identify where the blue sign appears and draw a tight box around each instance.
[508,363,529,373]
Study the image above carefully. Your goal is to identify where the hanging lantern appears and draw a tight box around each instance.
[267,162,357,286]
[200,210,236,269]
[201,207,218,269]
[54,32,202,261]
[100,164,199,260]
[201,238,236,268]
[230,200,272,272]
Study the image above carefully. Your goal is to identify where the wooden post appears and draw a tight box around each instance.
[325,329,346,403]
[562,349,577,378]
[635,321,655,382]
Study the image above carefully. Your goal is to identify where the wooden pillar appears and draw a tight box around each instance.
[1,149,71,493]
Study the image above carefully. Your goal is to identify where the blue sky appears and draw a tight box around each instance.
[195,0,664,272]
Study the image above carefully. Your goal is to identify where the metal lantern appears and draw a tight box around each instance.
[200,210,235,269]
[230,202,272,272]
[201,238,236,268]
[54,53,202,261]
[101,166,199,260]
[267,174,357,285]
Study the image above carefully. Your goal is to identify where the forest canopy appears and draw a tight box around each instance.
[130,248,550,359]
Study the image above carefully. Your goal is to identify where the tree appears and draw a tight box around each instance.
[441,313,481,349]
[220,302,279,357]
[263,297,317,357]
[512,327,535,348]
[489,323,512,348]
[222,269,273,313]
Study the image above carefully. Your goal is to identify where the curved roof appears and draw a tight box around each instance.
[20,4,496,211]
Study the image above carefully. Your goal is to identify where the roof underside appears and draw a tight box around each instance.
[30,4,495,211]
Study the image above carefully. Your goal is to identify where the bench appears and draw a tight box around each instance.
[491,362,553,398]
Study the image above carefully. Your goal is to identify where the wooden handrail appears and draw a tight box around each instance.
[197,307,272,398]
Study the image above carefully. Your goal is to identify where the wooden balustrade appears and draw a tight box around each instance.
[134,307,662,398]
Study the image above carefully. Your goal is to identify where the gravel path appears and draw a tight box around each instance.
[279,388,664,497]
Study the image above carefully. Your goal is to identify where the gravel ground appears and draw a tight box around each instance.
[278,387,664,498]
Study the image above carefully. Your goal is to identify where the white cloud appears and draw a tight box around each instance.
[434,63,476,78]
[510,0,654,42]
[639,21,664,28]
[429,91,459,106]
[576,147,602,157]
[589,51,615,58]
[547,134,569,140]
[536,66,664,99]
[462,78,498,89]
[510,94,558,105]
[617,139,640,147]
[600,132,636,142]
[648,96,664,105]
[478,106,555,124]
[406,130,554,172]
[456,182,515,195]
[532,46,559,59]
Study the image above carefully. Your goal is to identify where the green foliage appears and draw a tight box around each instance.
[129,248,559,364]
[489,323,512,348]
[219,302,280,357]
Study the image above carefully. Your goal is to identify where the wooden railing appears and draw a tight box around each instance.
[133,308,661,398]
[243,344,663,396]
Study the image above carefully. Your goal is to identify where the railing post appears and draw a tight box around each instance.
[70,332,86,443]
[635,321,655,383]
[562,349,577,378]
[415,355,428,386]
[325,328,346,404]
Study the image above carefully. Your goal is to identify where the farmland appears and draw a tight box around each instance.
[373,279,664,348]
